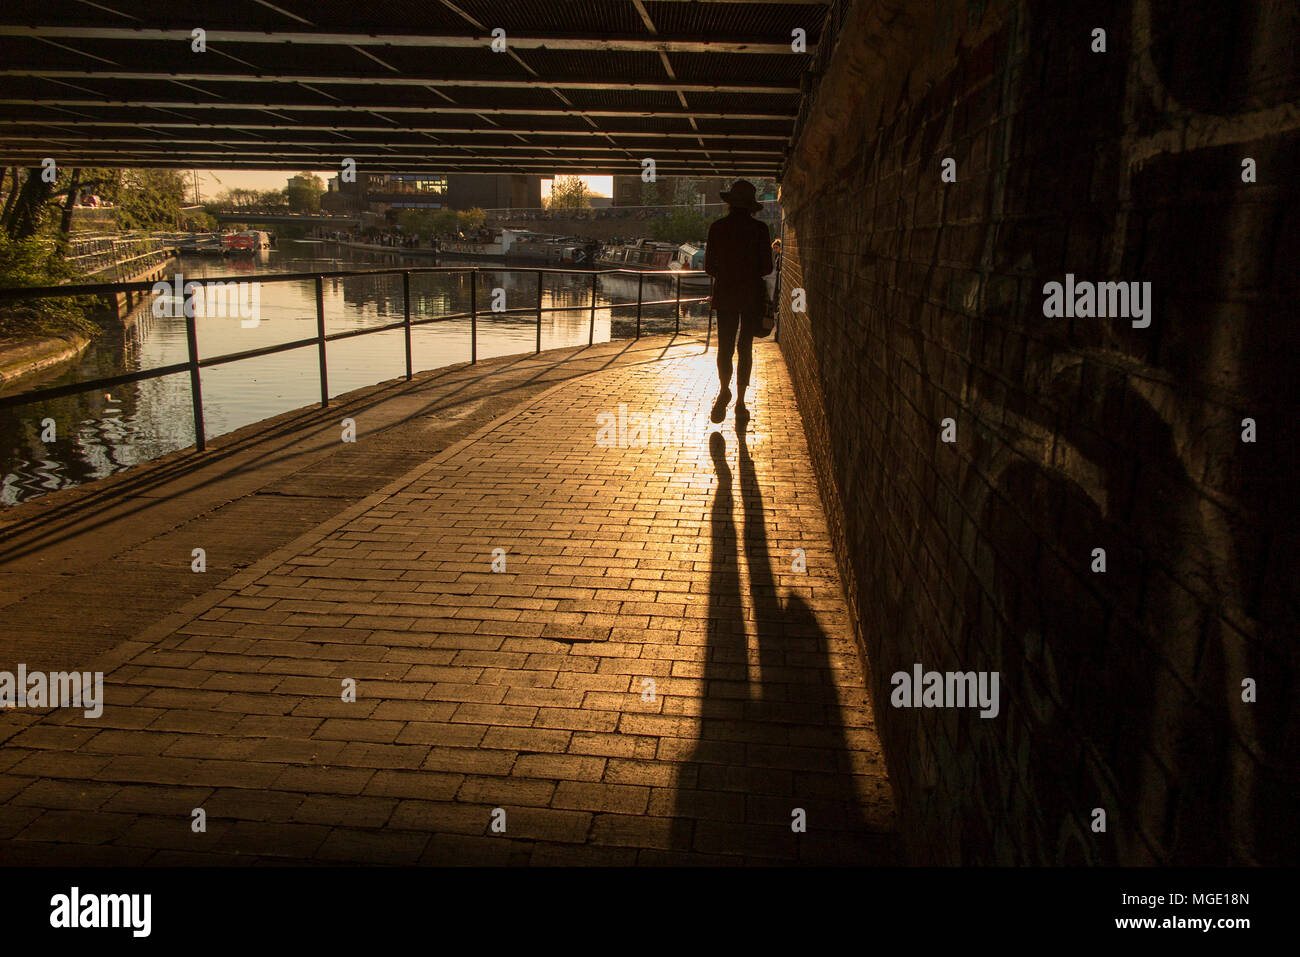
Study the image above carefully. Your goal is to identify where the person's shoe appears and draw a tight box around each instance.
[710,388,731,424]
[735,402,750,428]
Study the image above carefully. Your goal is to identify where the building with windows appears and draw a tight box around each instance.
[321,173,541,217]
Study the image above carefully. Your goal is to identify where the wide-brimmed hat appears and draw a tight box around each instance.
[720,179,762,212]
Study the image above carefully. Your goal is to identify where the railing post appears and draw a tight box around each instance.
[184,300,206,452]
[470,269,477,364]
[402,270,413,380]
[635,271,644,339]
[674,274,681,335]
[315,275,329,407]
[535,269,543,354]
[589,271,597,346]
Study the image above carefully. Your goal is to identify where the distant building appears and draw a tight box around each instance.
[611,175,779,209]
[613,176,640,207]
[447,174,541,210]
[320,173,541,218]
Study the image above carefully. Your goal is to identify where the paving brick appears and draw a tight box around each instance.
[10,778,119,811]
[569,732,657,760]
[363,770,465,802]
[292,795,396,828]
[17,809,137,845]
[457,775,555,808]
[421,746,517,776]
[334,742,430,770]
[224,820,331,859]
[313,718,405,743]
[387,799,488,835]
[588,812,685,851]
[82,730,183,757]
[535,708,620,733]
[395,721,487,748]
[449,703,538,727]
[271,765,375,796]
[553,781,650,815]
[247,737,345,765]
[0,805,44,840]
[491,806,591,844]
[511,754,606,782]
[5,725,99,751]
[480,726,571,753]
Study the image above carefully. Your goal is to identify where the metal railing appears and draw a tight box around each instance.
[63,234,177,281]
[212,209,356,219]
[0,265,714,453]
[487,202,782,223]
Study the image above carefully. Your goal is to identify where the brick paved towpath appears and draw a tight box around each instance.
[0,337,898,864]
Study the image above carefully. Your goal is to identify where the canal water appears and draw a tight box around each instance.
[0,240,711,506]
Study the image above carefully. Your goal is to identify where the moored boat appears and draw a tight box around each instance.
[507,234,600,267]
[596,239,679,271]
[668,243,710,287]
[438,227,525,260]
[221,230,271,256]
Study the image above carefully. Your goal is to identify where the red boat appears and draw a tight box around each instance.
[221,230,271,256]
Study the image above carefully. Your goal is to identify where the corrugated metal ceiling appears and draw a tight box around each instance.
[0,0,834,176]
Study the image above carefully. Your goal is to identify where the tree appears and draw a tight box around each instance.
[1,168,57,240]
[397,208,441,239]
[550,176,591,211]
[642,177,703,208]
[256,188,288,208]
[432,208,461,236]
[648,209,711,245]
[0,234,99,337]
[287,172,325,213]
[213,187,257,209]
[2,166,128,240]
[395,208,462,239]
[457,207,486,231]
[396,209,428,237]
[183,209,218,232]
[113,169,187,231]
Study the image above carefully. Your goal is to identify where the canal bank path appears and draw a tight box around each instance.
[0,334,897,864]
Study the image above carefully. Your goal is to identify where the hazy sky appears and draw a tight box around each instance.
[192,170,612,203]
[543,175,612,198]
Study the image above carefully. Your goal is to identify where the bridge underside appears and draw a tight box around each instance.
[0,0,834,178]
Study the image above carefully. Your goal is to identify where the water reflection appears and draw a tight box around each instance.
[0,240,709,505]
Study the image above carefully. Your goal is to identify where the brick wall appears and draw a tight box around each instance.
[777,0,1297,864]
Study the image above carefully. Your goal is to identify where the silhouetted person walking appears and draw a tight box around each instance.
[705,180,773,424]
